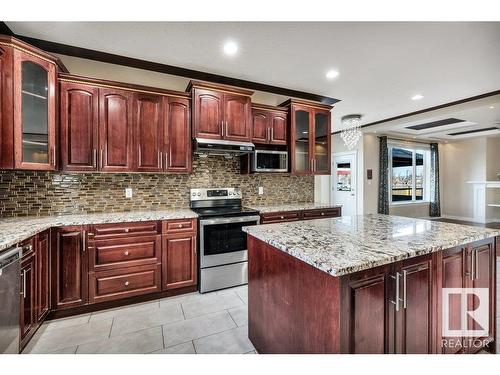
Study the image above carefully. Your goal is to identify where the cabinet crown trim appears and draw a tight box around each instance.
[187,80,254,97]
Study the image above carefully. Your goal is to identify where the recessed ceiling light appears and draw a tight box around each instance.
[411,94,424,101]
[223,41,238,56]
[326,70,339,80]
[489,106,495,109]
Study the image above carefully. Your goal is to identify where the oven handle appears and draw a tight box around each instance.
[199,216,261,226]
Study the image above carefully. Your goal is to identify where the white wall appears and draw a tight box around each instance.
[362,134,379,214]
[440,138,487,220]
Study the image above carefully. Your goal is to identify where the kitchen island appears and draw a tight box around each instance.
[243,214,499,354]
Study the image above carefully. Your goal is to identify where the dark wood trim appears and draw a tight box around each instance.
[46,285,197,320]
[332,89,500,134]
[280,98,334,111]
[12,34,340,105]
[251,103,288,113]
[0,22,14,36]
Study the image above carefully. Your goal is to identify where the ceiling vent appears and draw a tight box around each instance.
[406,118,465,131]
[447,127,499,136]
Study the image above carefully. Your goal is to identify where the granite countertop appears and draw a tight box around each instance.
[243,214,500,277]
[247,202,342,214]
[0,209,197,252]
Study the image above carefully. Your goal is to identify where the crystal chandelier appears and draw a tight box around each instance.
[340,114,363,150]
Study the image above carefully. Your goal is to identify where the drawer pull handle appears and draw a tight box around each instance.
[125,281,130,286]
[124,228,130,233]
[280,216,284,219]
[178,224,183,228]
[124,251,129,256]
[321,213,325,216]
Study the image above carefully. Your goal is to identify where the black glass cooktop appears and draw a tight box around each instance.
[191,206,259,218]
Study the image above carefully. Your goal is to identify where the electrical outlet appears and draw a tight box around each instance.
[125,188,133,198]
[258,187,264,195]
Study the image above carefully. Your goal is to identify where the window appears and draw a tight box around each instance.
[389,144,430,204]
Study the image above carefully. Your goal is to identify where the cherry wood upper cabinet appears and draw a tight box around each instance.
[134,93,163,172]
[60,81,99,171]
[188,81,253,142]
[0,36,66,171]
[165,97,192,173]
[192,88,223,139]
[13,50,57,170]
[224,94,251,141]
[281,99,333,175]
[51,226,88,310]
[251,105,288,145]
[99,88,134,172]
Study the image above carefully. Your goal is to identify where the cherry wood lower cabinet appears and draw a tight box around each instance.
[19,231,51,350]
[51,226,88,310]
[248,235,497,354]
[162,219,198,290]
[260,207,341,224]
[162,234,197,290]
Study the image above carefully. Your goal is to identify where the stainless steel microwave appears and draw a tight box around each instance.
[251,150,288,173]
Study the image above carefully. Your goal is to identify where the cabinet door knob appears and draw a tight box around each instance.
[124,228,130,233]
[124,281,130,286]
[321,212,325,216]
[280,216,284,219]
[124,251,129,256]
[178,224,183,228]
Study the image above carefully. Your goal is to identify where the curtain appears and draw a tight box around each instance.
[378,136,389,214]
[429,143,441,217]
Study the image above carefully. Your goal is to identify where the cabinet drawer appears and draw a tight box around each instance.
[89,235,161,271]
[88,264,161,304]
[260,211,301,224]
[302,208,341,220]
[162,219,197,235]
[90,221,159,240]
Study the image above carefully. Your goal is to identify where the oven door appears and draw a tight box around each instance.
[199,215,260,268]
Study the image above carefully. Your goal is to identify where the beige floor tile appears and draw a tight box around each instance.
[150,341,196,354]
[47,346,78,354]
[90,301,160,322]
[77,327,163,354]
[40,314,91,332]
[23,319,113,354]
[181,291,244,319]
[162,311,236,348]
[234,286,248,304]
[193,326,254,354]
[111,303,184,337]
[228,305,248,326]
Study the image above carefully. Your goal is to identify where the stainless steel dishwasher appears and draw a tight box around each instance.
[0,246,21,354]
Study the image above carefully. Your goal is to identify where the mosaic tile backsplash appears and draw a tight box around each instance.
[0,155,314,217]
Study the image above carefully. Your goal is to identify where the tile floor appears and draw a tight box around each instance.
[23,285,256,354]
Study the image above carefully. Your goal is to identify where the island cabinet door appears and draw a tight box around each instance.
[437,246,468,354]
[340,264,392,354]
[392,254,434,354]
[467,239,495,353]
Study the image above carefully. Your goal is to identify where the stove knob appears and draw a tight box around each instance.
[192,192,196,197]
[197,192,201,196]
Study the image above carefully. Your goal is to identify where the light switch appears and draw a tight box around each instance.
[125,188,133,198]
[258,187,264,195]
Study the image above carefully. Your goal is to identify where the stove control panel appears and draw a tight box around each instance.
[190,188,241,201]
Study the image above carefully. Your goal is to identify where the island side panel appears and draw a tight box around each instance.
[247,236,341,354]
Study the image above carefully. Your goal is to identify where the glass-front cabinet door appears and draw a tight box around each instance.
[292,107,312,174]
[14,50,57,170]
[313,110,331,174]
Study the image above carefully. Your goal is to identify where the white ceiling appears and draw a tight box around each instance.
[364,94,500,142]
[6,22,500,132]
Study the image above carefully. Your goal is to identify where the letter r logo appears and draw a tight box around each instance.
[442,288,489,337]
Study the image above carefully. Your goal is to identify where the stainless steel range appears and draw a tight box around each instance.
[190,188,260,293]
